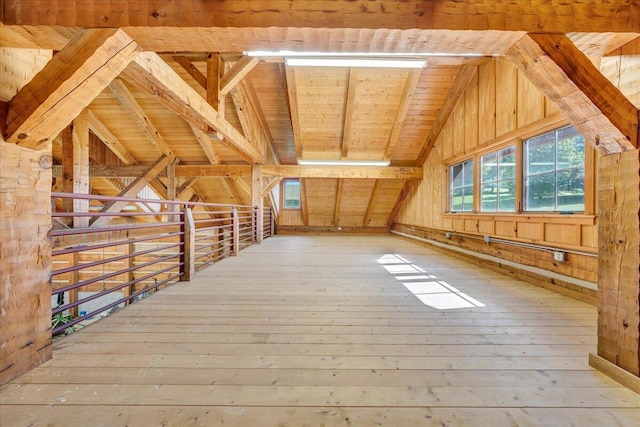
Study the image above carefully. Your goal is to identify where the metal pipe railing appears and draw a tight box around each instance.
[49,192,273,337]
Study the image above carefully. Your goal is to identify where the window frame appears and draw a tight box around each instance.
[444,120,592,217]
[480,145,517,213]
[523,125,586,213]
[448,158,474,213]
[280,178,302,210]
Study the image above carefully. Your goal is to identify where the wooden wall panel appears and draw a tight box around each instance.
[478,61,496,144]
[0,142,52,385]
[495,60,517,136]
[395,58,600,285]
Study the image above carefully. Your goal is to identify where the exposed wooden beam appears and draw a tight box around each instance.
[341,69,358,160]
[221,177,247,206]
[252,165,263,242]
[86,109,137,165]
[6,2,638,33]
[230,176,252,200]
[71,110,90,228]
[176,165,252,178]
[176,177,198,198]
[262,165,423,180]
[207,53,224,140]
[363,180,382,226]
[166,160,177,220]
[384,70,422,160]
[172,55,207,89]
[220,56,259,96]
[4,28,141,149]
[60,124,74,213]
[262,178,282,199]
[507,34,638,153]
[244,77,281,165]
[334,179,344,226]
[189,123,220,164]
[386,180,420,230]
[121,52,264,164]
[90,155,172,227]
[109,79,176,159]
[300,178,309,227]
[415,65,477,166]
[284,65,303,159]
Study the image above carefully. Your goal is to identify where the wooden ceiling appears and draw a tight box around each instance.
[2,1,638,228]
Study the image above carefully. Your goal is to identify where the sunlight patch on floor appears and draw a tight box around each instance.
[377,254,485,310]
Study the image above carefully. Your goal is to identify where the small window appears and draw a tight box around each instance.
[524,125,585,212]
[282,179,301,209]
[481,146,516,212]
[450,159,473,212]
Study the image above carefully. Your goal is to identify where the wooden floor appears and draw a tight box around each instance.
[2,235,639,426]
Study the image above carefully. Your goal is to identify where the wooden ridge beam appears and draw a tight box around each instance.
[220,56,259,96]
[109,79,176,159]
[5,28,141,149]
[384,70,422,160]
[90,155,172,228]
[262,165,423,180]
[5,1,639,32]
[507,34,638,153]
[121,52,264,164]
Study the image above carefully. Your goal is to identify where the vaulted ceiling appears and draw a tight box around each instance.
[1,1,638,227]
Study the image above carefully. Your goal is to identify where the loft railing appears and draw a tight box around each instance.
[49,193,273,335]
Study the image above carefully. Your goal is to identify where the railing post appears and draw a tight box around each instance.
[181,207,195,281]
[232,207,240,256]
[270,208,276,236]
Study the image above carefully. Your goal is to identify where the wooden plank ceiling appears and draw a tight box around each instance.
[2,1,638,227]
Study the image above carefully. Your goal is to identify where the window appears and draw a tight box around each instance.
[282,179,301,209]
[481,146,516,212]
[524,125,585,212]
[449,159,473,212]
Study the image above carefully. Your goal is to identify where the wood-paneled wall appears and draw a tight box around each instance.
[395,59,598,283]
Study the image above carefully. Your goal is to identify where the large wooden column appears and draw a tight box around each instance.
[597,150,640,377]
[252,165,263,243]
[0,142,53,385]
[71,111,90,228]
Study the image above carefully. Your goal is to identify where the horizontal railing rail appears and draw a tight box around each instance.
[50,193,273,336]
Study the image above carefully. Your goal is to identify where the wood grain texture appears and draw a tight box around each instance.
[5,29,141,149]
[2,235,639,425]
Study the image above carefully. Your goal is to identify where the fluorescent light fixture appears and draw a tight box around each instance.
[246,50,484,58]
[285,57,426,69]
[298,160,391,167]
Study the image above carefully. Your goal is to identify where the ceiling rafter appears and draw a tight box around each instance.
[284,65,303,159]
[383,69,423,160]
[341,69,358,160]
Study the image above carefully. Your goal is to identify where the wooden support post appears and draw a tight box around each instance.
[252,165,263,243]
[595,150,640,376]
[61,124,74,214]
[72,110,90,228]
[166,160,177,222]
[232,208,240,256]
[181,207,195,281]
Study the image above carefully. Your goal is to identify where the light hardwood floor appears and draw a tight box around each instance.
[2,235,639,426]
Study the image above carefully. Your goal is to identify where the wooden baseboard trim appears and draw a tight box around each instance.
[278,226,390,235]
[589,353,640,395]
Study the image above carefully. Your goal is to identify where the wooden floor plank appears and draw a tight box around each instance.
[1,235,638,426]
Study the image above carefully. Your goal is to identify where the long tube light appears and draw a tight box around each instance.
[285,57,426,68]
[298,160,391,166]
[246,50,484,58]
